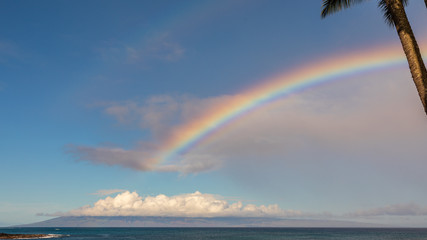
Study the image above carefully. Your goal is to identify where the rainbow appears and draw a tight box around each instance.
[153,43,424,163]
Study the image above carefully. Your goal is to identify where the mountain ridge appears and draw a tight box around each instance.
[14,216,386,228]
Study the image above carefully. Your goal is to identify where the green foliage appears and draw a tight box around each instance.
[321,0,366,18]
[321,0,409,27]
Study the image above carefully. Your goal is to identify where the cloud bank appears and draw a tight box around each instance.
[54,191,303,218]
[44,191,427,221]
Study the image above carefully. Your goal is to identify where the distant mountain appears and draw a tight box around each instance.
[15,216,384,228]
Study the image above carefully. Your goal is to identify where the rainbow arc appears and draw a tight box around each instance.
[153,43,425,163]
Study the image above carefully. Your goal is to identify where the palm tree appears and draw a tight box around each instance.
[321,0,427,116]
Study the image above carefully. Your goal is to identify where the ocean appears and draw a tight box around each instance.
[1,228,427,240]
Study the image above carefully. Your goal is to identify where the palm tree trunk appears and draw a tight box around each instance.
[385,0,427,115]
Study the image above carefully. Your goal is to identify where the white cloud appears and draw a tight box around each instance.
[54,191,304,218]
[45,190,427,221]
[90,189,126,196]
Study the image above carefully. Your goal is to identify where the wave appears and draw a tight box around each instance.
[15,234,69,239]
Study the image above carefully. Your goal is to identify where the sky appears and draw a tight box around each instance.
[1,0,427,227]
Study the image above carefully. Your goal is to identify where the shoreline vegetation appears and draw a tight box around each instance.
[0,233,48,239]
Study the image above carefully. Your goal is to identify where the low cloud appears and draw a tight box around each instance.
[66,144,222,174]
[346,204,427,217]
[66,145,157,171]
[50,191,304,218]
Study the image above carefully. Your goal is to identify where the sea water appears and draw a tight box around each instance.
[1,227,427,239]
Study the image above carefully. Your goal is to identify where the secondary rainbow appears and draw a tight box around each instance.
[153,43,423,163]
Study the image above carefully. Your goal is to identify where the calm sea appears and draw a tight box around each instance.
[1,228,427,240]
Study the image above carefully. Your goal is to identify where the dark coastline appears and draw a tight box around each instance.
[0,232,48,239]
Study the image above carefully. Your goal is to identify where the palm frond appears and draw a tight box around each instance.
[321,0,366,18]
[378,0,409,27]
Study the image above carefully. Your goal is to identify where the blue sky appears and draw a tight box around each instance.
[1,0,427,227]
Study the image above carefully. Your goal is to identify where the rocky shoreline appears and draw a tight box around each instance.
[0,233,48,239]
